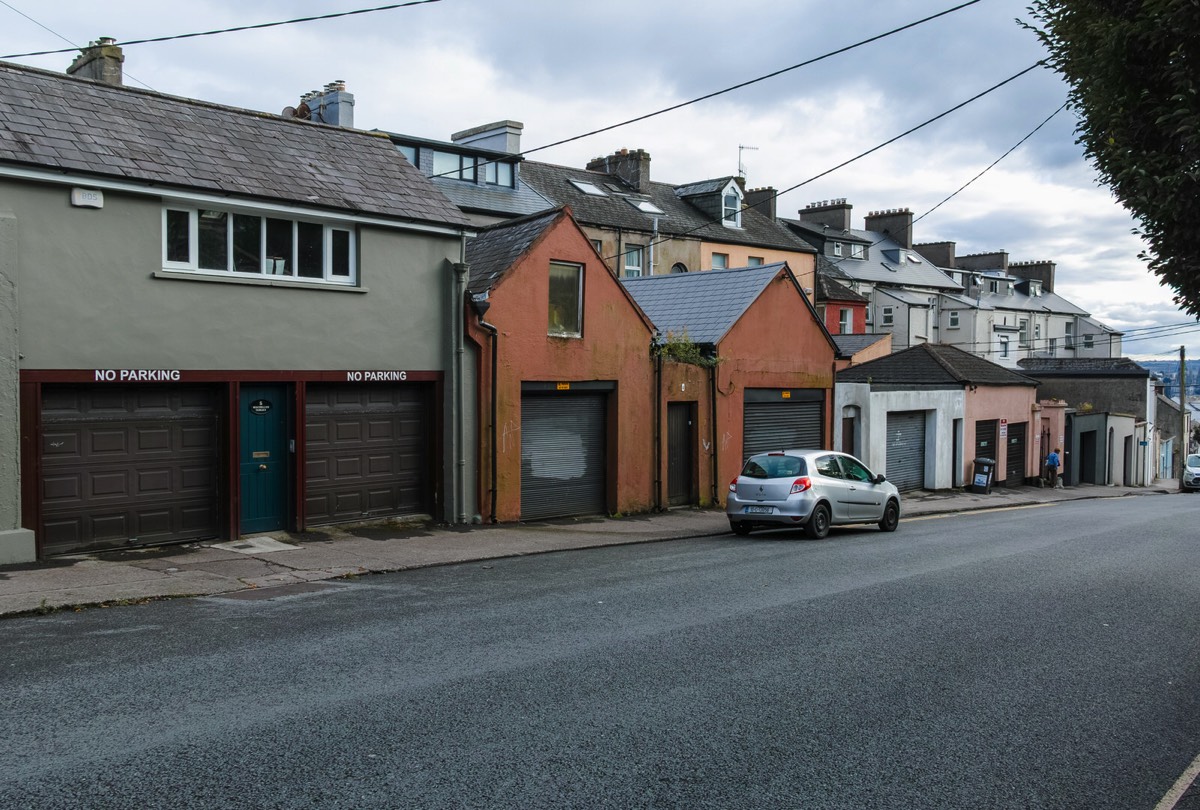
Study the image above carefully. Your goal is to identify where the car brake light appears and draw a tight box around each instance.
[728,476,738,493]
[790,477,812,494]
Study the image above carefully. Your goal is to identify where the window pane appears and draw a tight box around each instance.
[331,230,351,277]
[548,262,582,335]
[265,218,293,276]
[198,210,228,270]
[397,144,417,165]
[497,162,513,187]
[297,221,323,278]
[461,156,475,181]
[166,209,190,263]
[232,214,261,273]
[711,253,728,269]
[433,151,459,178]
[623,245,643,278]
[484,160,497,184]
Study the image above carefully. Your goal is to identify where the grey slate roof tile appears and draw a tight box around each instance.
[838,343,1039,387]
[1016,357,1149,377]
[0,61,468,228]
[465,208,563,296]
[519,161,815,255]
[621,263,792,344]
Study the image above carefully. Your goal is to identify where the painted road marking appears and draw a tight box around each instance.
[1155,751,1200,810]
[907,503,1056,521]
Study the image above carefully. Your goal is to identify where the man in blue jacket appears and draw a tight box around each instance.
[1044,447,1061,488]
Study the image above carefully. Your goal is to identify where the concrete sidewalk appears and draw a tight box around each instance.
[0,480,1181,618]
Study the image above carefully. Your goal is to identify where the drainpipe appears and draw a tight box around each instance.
[649,217,658,276]
[653,337,663,511]
[472,298,499,523]
[709,358,719,505]
[452,254,469,524]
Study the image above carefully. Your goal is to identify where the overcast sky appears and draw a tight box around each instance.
[3,0,1197,359]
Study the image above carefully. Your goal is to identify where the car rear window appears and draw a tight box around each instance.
[741,454,807,479]
[1189,454,1200,467]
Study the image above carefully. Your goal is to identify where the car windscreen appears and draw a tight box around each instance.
[1189,454,1200,467]
[741,454,807,479]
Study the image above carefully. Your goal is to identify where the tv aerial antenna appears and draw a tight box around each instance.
[738,144,758,180]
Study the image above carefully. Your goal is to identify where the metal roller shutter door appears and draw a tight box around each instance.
[305,384,433,525]
[742,401,823,461]
[1005,421,1027,487]
[39,385,220,556]
[886,411,926,492]
[520,393,607,520]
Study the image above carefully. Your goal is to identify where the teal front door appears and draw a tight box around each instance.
[239,384,289,534]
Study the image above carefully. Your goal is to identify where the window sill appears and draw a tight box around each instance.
[154,269,367,293]
[548,331,582,340]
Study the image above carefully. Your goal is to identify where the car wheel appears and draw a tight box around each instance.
[730,521,753,536]
[804,503,831,540]
[879,499,900,532]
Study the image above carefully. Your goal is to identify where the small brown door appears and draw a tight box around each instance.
[667,402,695,506]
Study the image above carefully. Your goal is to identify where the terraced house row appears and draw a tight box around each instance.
[0,42,1180,564]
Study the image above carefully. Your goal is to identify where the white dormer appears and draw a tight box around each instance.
[721,180,743,228]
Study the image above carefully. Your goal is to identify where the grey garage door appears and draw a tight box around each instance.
[305,383,433,525]
[885,410,927,492]
[520,393,607,520]
[39,385,220,556]
[742,394,823,461]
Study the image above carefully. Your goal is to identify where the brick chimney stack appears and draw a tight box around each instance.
[864,208,914,249]
[744,187,777,220]
[66,37,124,86]
[799,199,852,231]
[914,241,956,268]
[1010,260,1056,293]
[586,149,651,192]
[956,251,1010,272]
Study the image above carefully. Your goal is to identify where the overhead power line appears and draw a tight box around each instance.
[0,0,443,60]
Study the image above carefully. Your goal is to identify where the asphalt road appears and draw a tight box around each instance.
[3,495,1200,809]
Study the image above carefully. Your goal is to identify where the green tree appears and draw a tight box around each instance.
[1026,0,1200,316]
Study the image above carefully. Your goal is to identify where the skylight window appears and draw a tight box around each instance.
[907,252,923,263]
[569,179,608,196]
[628,199,665,215]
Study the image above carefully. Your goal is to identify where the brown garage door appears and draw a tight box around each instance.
[40,385,220,556]
[304,383,433,525]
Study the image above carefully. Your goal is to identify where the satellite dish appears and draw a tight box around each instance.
[281,106,296,118]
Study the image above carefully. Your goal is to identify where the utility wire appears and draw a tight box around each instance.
[519,0,983,159]
[0,0,157,90]
[0,0,443,60]
[602,61,1043,264]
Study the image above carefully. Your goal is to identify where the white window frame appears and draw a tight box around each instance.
[721,185,742,228]
[1083,333,1094,349]
[623,244,644,278]
[999,335,1010,358]
[1065,321,1075,348]
[849,243,865,259]
[948,310,960,329]
[162,206,357,286]
[1019,318,1030,347]
[881,306,894,327]
[838,308,852,334]
[831,241,843,257]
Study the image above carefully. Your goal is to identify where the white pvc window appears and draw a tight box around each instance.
[164,207,355,284]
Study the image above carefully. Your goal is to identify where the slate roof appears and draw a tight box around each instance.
[833,333,890,355]
[622,263,793,345]
[838,343,1039,387]
[464,208,563,295]
[518,161,816,254]
[1017,357,1149,377]
[0,61,469,227]
[815,264,867,303]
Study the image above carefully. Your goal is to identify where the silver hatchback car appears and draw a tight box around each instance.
[727,449,901,538]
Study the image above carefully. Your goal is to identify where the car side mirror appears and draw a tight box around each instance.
[874,473,886,484]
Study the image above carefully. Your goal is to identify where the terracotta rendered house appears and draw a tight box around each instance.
[464,208,657,522]
[623,263,838,507]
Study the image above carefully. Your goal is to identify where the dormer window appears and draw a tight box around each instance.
[849,243,866,259]
[722,186,742,227]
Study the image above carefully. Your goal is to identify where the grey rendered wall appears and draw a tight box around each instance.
[1034,377,1146,421]
[0,211,37,562]
[9,181,458,371]
[6,177,477,525]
